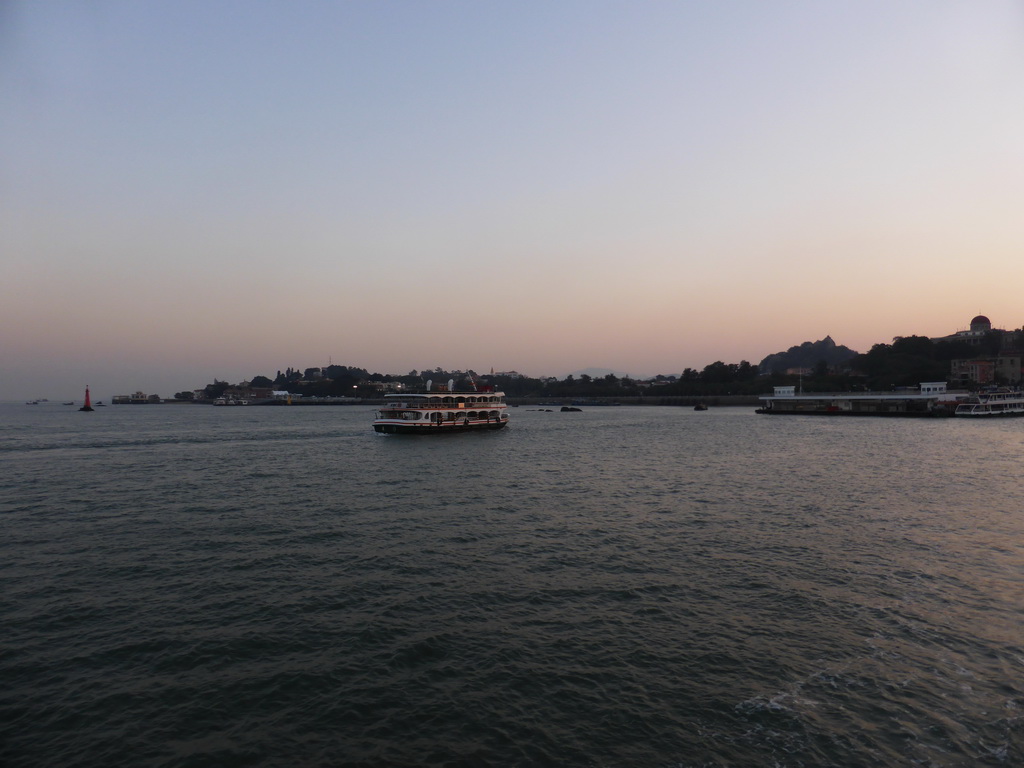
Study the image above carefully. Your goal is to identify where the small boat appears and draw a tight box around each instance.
[373,381,509,434]
[954,389,1024,417]
[693,403,708,411]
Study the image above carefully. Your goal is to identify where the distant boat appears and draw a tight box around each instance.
[694,403,708,411]
[79,386,95,412]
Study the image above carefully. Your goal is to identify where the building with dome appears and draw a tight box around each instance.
[933,314,1022,385]
[932,314,993,346]
[969,315,991,330]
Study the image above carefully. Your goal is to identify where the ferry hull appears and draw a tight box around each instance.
[373,420,509,434]
[756,408,946,417]
[954,407,1024,417]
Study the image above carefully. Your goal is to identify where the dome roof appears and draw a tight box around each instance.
[970,315,991,326]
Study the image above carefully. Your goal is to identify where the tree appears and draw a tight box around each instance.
[891,335,935,357]
[203,380,230,399]
[981,331,1004,356]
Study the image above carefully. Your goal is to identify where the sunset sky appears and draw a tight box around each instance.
[3,1,1023,400]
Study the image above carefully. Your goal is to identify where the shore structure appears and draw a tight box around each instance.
[757,382,970,417]
[373,380,509,434]
[78,386,94,413]
[112,391,162,404]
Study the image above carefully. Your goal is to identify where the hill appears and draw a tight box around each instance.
[759,336,858,374]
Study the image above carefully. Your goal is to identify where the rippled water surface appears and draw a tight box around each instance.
[2,403,1022,767]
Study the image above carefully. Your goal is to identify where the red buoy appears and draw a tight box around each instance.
[79,386,95,412]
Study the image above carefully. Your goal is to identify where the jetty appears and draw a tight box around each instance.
[756,382,969,417]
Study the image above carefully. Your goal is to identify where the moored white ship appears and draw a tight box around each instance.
[954,389,1024,417]
[373,380,509,434]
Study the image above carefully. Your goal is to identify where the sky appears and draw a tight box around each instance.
[3,1,1023,400]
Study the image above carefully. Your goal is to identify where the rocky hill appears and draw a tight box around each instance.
[758,336,858,374]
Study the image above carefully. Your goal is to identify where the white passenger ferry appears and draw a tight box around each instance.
[954,389,1024,417]
[373,381,510,434]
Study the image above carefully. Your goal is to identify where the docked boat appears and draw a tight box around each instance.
[373,381,509,434]
[954,389,1024,417]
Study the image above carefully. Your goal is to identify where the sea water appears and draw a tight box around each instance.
[1,403,1022,767]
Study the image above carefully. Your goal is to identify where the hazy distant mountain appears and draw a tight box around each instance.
[758,336,858,374]
[563,367,635,380]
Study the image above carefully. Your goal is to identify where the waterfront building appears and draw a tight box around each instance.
[932,315,996,346]
[932,314,1023,385]
[758,382,969,416]
[112,392,161,404]
[949,355,1021,386]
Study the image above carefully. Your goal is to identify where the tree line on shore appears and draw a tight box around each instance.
[175,328,1022,401]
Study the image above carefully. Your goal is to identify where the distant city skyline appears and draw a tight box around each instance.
[7,312,1020,402]
[3,1,1023,400]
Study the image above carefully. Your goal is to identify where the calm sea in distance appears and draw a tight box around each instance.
[1,402,1022,767]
